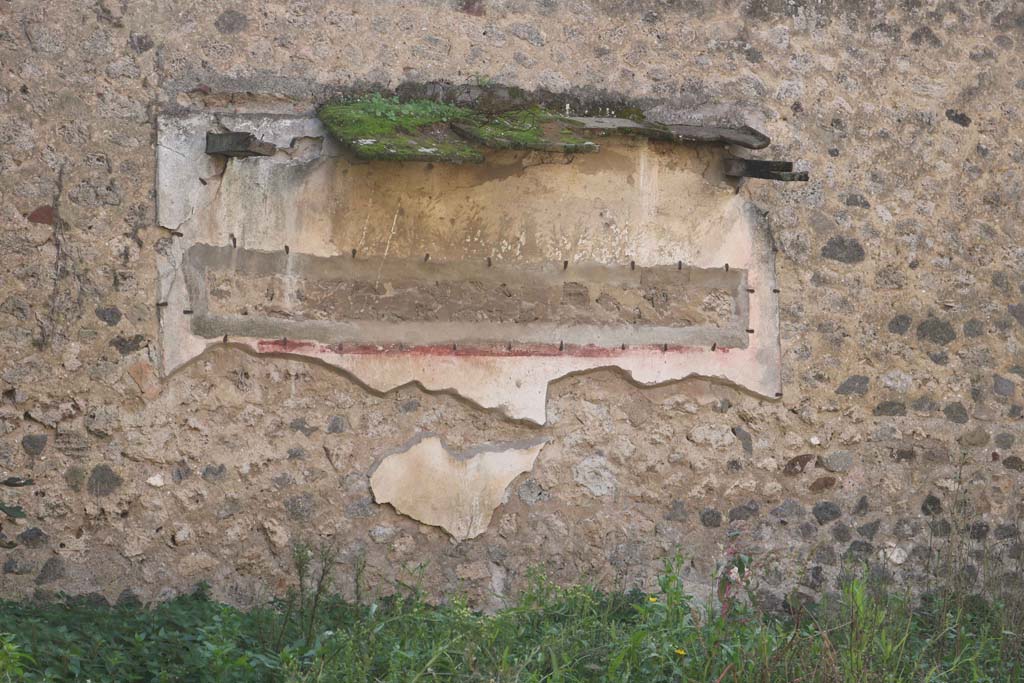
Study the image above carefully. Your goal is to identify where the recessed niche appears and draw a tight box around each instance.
[157,101,783,424]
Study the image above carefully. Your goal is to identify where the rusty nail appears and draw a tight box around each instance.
[711,342,717,351]
[486,256,492,267]
[725,263,730,272]
[747,288,755,293]
[746,328,755,334]
[772,288,780,294]
[182,309,193,315]
[621,343,626,350]
[559,340,565,351]
[774,392,783,398]
[677,261,682,270]
[156,301,168,307]
[662,343,668,352]
[563,260,568,270]
[285,245,290,254]
[631,260,636,271]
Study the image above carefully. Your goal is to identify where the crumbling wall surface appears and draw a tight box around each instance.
[1,0,1023,608]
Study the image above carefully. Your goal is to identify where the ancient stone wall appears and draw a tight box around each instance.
[1,0,1023,609]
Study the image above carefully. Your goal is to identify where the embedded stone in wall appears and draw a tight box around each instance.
[369,435,548,540]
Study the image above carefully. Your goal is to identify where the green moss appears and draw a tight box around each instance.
[319,95,607,162]
[318,94,483,163]
[453,106,599,153]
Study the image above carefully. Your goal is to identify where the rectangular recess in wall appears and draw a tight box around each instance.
[156,111,781,423]
[185,243,749,351]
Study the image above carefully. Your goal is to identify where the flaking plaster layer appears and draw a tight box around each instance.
[369,434,548,540]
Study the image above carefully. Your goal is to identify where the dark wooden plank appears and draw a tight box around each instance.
[724,157,808,181]
[723,158,793,175]
[205,132,277,158]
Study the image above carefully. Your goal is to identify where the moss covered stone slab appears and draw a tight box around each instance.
[569,117,770,149]
[318,96,484,163]
[665,123,770,149]
[318,94,771,163]
[567,117,677,141]
[451,107,599,153]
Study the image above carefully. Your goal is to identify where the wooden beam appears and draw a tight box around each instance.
[724,158,808,181]
[205,132,277,158]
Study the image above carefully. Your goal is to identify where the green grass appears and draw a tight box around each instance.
[1,550,1022,682]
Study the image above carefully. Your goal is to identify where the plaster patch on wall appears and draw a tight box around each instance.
[369,434,548,540]
[156,113,781,424]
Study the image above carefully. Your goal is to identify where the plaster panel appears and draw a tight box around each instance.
[369,434,548,540]
[156,113,781,423]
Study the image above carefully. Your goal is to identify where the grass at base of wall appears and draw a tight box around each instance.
[1,552,1022,683]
